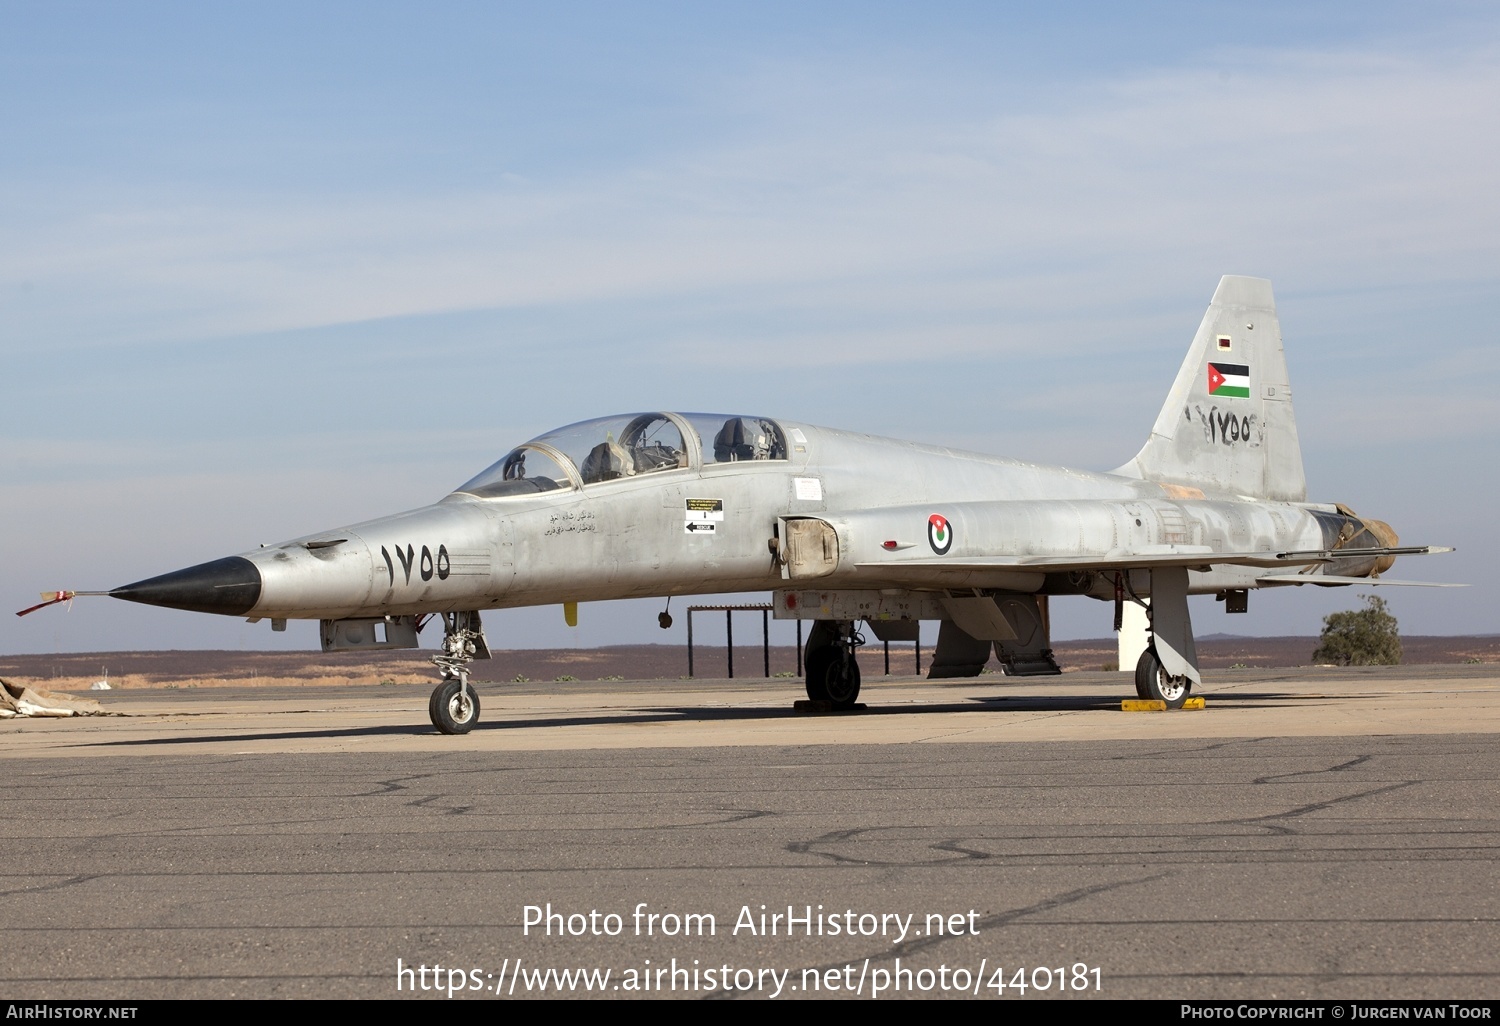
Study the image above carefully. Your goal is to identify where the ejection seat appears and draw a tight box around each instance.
[580,440,634,483]
[713,417,773,462]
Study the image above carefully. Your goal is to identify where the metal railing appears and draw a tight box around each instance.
[686,604,789,679]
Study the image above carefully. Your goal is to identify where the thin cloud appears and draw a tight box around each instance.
[3,37,1497,355]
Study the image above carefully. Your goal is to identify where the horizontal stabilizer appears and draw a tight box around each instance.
[1276,545,1454,561]
[1257,575,1465,588]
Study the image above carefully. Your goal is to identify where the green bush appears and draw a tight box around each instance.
[1312,595,1402,666]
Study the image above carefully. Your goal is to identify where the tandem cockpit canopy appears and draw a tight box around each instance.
[453,412,788,498]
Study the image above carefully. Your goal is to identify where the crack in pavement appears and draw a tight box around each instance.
[1254,754,1372,785]
[0,874,100,898]
[1224,781,1417,835]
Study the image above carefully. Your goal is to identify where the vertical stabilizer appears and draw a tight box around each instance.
[1115,276,1305,501]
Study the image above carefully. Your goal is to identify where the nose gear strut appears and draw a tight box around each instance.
[429,610,490,734]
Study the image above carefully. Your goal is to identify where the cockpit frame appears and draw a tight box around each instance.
[453,411,788,501]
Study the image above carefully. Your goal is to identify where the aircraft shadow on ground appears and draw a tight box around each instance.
[87,688,1305,747]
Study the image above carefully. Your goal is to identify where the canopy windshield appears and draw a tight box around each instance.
[453,412,786,498]
[454,445,573,499]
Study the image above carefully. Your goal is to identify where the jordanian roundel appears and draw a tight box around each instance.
[1207,362,1250,398]
[928,513,953,555]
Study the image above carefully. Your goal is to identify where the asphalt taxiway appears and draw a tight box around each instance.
[2,666,1497,999]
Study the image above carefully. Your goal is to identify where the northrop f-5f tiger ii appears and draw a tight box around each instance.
[25,276,1453,732]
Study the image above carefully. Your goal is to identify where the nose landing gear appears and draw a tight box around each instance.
[429,610,489,734]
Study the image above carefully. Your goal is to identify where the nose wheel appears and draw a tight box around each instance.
[430,677,481,734]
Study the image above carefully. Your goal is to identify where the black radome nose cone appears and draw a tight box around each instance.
[110,556,262,616]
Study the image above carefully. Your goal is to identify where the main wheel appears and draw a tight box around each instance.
[430,679,481,734]
[804,649,833,702]
[805,650,861,709]
[1135,648,1191,709]
[1133,654,1152,699]
[825,658,861,708]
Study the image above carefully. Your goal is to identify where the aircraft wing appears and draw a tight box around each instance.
[854,545,1454,580]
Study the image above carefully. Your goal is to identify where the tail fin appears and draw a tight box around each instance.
[1114,275,1306,502]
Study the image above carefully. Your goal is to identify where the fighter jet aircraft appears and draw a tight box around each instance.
[23,276,1453,732]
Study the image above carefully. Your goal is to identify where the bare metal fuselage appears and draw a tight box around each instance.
[239,422,1338,622]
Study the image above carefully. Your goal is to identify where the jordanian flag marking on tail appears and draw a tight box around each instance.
[1207,362,1250,398]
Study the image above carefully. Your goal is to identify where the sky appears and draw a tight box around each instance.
[2,1,1496,658]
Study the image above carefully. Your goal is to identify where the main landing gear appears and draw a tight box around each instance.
[803,620,863,710]
[429,611,487,734]
[1134,647,1192,709]
[1123,566,1199,710]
